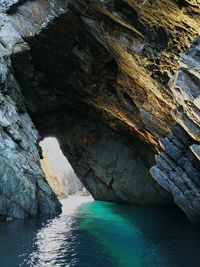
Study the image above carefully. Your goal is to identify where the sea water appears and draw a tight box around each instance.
[0,196,200,267]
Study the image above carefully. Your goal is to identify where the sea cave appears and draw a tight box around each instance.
[0,0,200,266]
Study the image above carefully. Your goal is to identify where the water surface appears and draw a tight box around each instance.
[0,196,200,267]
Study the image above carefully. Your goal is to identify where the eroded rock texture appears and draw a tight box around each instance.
[0,0,199,221]
[0,5,61,219]
[151,37,200,222]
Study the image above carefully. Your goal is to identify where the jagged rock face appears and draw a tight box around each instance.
[0,37,61,219]
[36,112,171,204]
[151,38,200,223]
[0,0,199,221]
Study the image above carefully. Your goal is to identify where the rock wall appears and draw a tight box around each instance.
[0,12,61,219]
[0,0,199,221]
[151,38,200,223]
[50,113,171,204]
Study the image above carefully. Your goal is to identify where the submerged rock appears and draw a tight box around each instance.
[0,0,199,221]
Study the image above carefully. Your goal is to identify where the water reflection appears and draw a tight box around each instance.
[0,197,200,267]
[22,196,94,267]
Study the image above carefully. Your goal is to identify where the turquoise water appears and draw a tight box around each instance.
[0,198,200,267]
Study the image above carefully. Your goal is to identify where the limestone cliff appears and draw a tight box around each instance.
[0,0,199,222]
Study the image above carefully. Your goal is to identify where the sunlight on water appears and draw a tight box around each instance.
[0,197,200,267]
[22,196,93,267]
[61,196,93,215]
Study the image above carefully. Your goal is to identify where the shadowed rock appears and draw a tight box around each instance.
[0,0,199,221]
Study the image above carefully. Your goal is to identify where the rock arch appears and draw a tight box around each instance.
[0,0,199,222]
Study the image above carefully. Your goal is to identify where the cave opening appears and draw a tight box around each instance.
[5,0,175,218]
[1,4,200,266]
[39,137,90,200]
